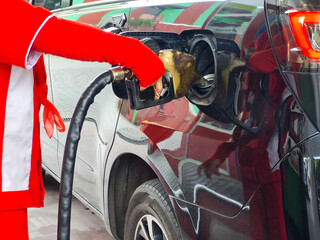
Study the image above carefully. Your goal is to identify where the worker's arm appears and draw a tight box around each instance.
[33,16,165,88]
[0,0,53,68]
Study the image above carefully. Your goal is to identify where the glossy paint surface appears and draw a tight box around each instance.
[122,1,288,239]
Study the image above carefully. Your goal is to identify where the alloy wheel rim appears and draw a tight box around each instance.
[134,214,168,240]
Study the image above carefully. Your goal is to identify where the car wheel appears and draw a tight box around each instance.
[124,179,182,240]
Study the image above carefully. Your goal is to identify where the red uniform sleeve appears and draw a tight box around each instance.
[33,16,165,87]
[0,0,53,69]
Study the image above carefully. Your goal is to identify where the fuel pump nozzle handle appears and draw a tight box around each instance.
[124,49,201,110]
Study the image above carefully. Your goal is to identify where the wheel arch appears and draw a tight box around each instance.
[107,153,157,239]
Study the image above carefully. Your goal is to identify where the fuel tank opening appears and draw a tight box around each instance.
[187,34,218,106]
[188,35,237,123]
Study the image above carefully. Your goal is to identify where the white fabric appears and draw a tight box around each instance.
[2,66,34,191]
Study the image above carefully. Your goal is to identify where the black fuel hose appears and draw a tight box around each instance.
[58,70,114,240]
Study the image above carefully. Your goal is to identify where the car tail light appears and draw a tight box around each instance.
[288,11,320,59]
[265,1,320,134]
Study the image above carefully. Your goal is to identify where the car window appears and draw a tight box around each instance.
[72,0,101,6]
[33,0,62,10]
[72,0,83,5]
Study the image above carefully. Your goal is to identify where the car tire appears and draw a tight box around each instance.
[124,179,182,240]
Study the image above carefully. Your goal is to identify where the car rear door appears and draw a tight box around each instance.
[44,0,132,212]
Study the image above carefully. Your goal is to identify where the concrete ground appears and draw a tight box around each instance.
[28,174,114,240]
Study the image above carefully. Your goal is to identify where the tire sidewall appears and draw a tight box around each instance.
[124,184,180,240]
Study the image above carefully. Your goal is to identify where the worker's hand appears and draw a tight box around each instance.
[140,77,163,100]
